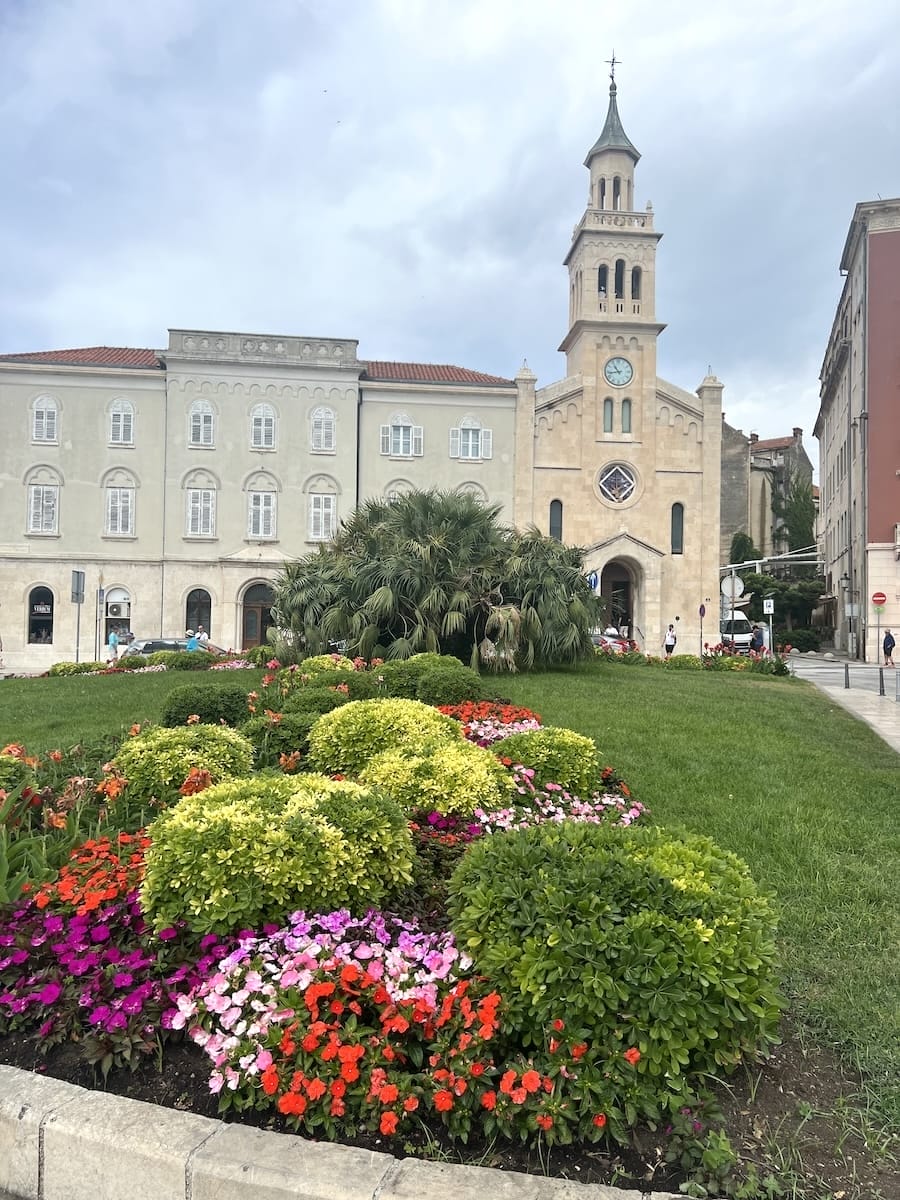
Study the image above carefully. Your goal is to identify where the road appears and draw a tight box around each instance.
[788,654,900,699]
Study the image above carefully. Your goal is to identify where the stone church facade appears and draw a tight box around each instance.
[0,78,724,673]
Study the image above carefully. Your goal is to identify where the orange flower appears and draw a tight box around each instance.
[571,1042,588,1060]
[305,1077,327,1101]
[433,1089,454,1112]
[536,1114,553,1131]
[379,1083,399,1104]
[180,767,212,796]
[278,1092,307,1116]
[499,1069,517,1095]
[521,1069,541,1093]
[624,1047,641,1066]
[480,1090,497,1110]
[261,1065,279,1095]
[46,811,67,829]
[510,1087,527,1104]
[402,1095,419,1113]
[129,723,142,736]
[48,749,63,763]
[186,714,200,725]
[279,750,301,773]
[379,1111,399,1136]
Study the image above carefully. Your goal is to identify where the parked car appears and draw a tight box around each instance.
[120,638,230,658]
[718,613,754,654]
[591,631,629,653]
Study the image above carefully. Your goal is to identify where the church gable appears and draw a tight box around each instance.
[656,378,703,443]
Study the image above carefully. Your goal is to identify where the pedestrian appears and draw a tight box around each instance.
[663,624,677,658]
[884,629,895,667]
[750,624,765,654]
[185,629,200,651]
[604,623,619,636]
[107,628,119,663]
[196,625,209,645]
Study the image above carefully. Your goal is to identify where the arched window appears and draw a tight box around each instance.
[450,416,492,461]
[597,265,608,296]
[186,588,212,636]
[109,399,134,444]
[614,259,625,300]
[621,398,632,434]
[32,396,58,442]
[631,267,642,301]
[250,403,276,449]
[28,586,54,644]
[549,499,563,541]
[603,398,613,433]
[671,503,684,554]
[310,406,335,452]
[189,400,215,447]
[599,178,606,209]
[613,176,621,210]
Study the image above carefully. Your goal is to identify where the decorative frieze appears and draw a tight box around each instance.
[168,331,361,369]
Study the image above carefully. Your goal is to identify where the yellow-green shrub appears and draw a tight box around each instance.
[140,774,413,933]
[306,698,462,776]
[359,740,514,816]
[112,725,254,809]
[493,726,602,796]
[301,653,356,672]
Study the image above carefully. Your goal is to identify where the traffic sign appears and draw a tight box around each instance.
[763,598,775,615]
[698,603,706,618]
[720,575,745,600]
[872,591,887,607]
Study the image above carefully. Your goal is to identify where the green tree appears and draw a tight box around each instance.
[728,531,761,566]
[773,472,816,553]
[271,490,602,671]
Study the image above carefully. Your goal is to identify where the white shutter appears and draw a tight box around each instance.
[412,426,424,456]
[481,428,493,460]
[204,489,215,534]
[29,486,43,531]
[44,486,57,532]
[449,428,460,458]
[380,425,391,455]
[121,407,133,443]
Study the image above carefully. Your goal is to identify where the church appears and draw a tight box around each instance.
[0,74,724,673]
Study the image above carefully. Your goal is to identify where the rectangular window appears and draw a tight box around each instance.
[380,424,423,457]
[450,427,493,460]
[33,405,57,442]
[105,487,134,536]
[187,488,216,536]
[311,412,335,451]
[248,491,277,539]
[309,493,336,541]
[110,409,133,444]
[190,409,214,446]
[251,413,276,449]
[28,484,58,534]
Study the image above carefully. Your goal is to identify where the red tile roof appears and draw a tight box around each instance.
[362,360,513,386]
[751,436,797,450]
[0,346,163,369]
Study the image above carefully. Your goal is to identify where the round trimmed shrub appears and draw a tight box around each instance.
[161,683,250,727]
[301,653,356,672]
[415,662,486,706]
[359,739,514,816]
[167,649,218,671]
[116,654,149,670]
[112,725,254,809]
[493,727,602,797]
[375,653,448,699]
[281,685,354,718]
[306,698,462,776]
[240,712,319,767]
[448,822,782,1085]
[286,670,378,703]
[47,661,107,676]
[140,774,413,933]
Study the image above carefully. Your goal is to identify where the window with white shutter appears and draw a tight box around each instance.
[33,397,58,443]
[250,404,276,449]
[105,487,134,536]
[311,407,335,452]
[187,488,216,536]
[450,420,493,460]
[309,493,336,541]
[28,484,58,533]
[248,491,277,538]
[109,400,134,445]
[380,415,422,457]
[189,401,215,447]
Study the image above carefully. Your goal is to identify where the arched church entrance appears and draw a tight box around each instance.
[241,582,275,650]
[600,561,634,638]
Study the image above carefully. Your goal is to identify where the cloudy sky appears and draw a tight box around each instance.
[2,0,898,455]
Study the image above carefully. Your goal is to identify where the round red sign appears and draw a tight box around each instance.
[872,591,887,607]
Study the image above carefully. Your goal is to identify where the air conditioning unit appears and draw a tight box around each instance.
[108,602,130,619]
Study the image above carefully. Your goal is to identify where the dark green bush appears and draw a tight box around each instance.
[282,686,353,718]
[777,627,820,652]
[168,649,218,671]
[116,654,148,670]
[301,669,378,700]
[244,644,274,666]
[161,684,250,728]
[492,726,601,796]
[375,653,448,698]
[240,712,319,767]
[415,662,485,706]
[448,822,782,1106]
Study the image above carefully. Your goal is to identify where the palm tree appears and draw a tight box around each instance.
[271,490,600,670]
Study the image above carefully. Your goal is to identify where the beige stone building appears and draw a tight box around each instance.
[0,76,725,673]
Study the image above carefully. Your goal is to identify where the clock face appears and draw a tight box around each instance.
[604,356,634,387]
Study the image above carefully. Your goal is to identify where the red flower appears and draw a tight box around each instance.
[511,1087,527,1104]
[536,1114,553,1131]
[469,1062,485,1077]
[571,1042,588,1060]
[277,1092,307,1116]
[330,1098,346,1117]
[403,1095,419,1112]
[552,1017,565,1032]
[380,1111,399,1136]
[499,1069,517,1095]
[433,1089,454,1112]
[261,1065,279,1095]
[305,1077,327,1101]
[379,1083,399,1104]
[521,1069,541,1093]
[301,1033,320,1052]
[480,1090,497,1110]
[624,1047,641,1066]
[593,1112,607,1128]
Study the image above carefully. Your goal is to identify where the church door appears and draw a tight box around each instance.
[241,583,275,650]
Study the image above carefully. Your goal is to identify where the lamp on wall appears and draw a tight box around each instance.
[839,572,850,592]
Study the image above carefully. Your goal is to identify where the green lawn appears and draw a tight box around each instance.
[2,659,897,1124]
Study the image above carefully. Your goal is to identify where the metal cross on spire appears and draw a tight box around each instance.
[605,51,620,83]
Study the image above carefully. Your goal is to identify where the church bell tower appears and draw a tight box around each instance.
[559,60,664,380]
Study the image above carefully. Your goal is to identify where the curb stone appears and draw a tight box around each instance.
[0,1066,680,1200]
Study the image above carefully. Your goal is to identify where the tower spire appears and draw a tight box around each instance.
[585,59,640,166]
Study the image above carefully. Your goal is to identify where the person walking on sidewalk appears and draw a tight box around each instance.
[663,624,677,659]
[884,629,895,667]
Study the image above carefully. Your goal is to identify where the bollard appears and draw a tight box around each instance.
[844,663,850,689]
[878,668,885,697]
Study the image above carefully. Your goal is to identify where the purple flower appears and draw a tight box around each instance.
[157,927,178,941]
[37,981,62,1005]
[90,925,110,943]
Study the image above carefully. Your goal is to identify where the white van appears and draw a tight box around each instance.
[719,612,754,654]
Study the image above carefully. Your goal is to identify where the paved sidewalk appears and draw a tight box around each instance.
[787,652,900,755]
